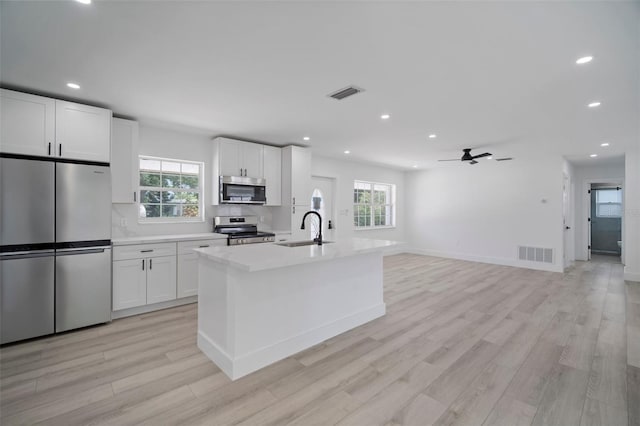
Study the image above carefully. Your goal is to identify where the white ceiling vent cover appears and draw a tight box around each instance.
[328,85,365,100]
[518,246,553,263]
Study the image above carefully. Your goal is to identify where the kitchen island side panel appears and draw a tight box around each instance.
[197,250,385,380]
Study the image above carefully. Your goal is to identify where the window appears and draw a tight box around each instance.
[354,180,395,228]
[595,188,622,218]
[138,156,204,222]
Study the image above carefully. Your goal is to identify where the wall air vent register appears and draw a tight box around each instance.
[518,246,554,264]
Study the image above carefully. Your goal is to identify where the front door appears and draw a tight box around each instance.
[309,176,335,240]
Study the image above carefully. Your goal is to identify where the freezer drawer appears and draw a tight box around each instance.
[56,247,112,332]
[56,162,111,243]
[1,252,55,344]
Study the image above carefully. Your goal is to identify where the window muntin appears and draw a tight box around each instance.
[595,189,622,218]
[138,156,204,222]
[354,181,395,228]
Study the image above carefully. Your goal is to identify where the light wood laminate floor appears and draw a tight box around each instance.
[1,254,638,426]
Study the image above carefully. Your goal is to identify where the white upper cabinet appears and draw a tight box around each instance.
[111,118,139,203]
[217,138,264,178]
[218,139,242,176]
[263,145,282,206]
[0,89,55,156]
[55,100,111,163]
[282,145,311,206]
[0,89,111,163]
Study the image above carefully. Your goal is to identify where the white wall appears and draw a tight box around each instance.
[111,124,272,238]
[571,160,625,261]
[310,156,406,243]
[405,156,565,272]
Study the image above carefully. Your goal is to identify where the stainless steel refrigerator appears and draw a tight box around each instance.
[1,154,112,344]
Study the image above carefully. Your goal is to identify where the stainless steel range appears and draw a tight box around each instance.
[214,216,276,246]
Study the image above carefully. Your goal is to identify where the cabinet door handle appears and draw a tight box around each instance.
[140,249,153,253]
[240,168,243,176]
[134,192,137,202]
[149,258,152,269]
[293,197,296,205]
[292,206,295,214]
[142,259,145,271]
[199,244,210,248]
[59,144,62,156]
[48,142,51,155]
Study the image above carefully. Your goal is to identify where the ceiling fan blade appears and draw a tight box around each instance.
[495,157,513,161]
[472,152,492,159]
[438,159,461,162]
[469,160,478,165]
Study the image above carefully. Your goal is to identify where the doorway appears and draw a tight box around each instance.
[589,183,623,263]
[309,176,336,240]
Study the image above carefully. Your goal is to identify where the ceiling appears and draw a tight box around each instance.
[1,1,638,170]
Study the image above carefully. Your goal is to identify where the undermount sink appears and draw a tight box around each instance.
[275,240,334,247]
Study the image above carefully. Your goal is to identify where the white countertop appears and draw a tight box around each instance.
[112,232,227,246]
[194,237,403,272]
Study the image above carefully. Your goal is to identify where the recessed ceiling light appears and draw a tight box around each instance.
[428,134,437,139]
[487,156,493,160]
[303,136,310,141]
[412,165,418,168]
[344,150,350,154]
[66,82,80,89]
[588,101,601,108]
[600,142,610,147]
[576,56,593,65]
[380,114,390,120]
[590,154,598,158]
[75,0,91,4]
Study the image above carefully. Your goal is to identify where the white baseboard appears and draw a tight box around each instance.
[198,303,385,380]
[112,296,197,319]
[405,247,563,273]
[624,268,640,283]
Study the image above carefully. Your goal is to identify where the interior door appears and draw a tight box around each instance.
[562,173,571,268]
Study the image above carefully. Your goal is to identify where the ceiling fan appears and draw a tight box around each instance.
[438,148,513,165]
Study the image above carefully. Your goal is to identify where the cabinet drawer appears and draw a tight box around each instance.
[178,239,226,255]
[113,242,177,261]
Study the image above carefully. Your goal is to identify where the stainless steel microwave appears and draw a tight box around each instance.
[219,176,267,204]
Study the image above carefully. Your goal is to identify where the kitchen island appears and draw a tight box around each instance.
[194,238,401,380]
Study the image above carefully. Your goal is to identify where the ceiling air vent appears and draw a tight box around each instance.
[328,85,364,100]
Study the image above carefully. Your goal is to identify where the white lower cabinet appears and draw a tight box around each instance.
[112,242,177,311]
[113,238,226,313]
[112,258,147,310]
[146,256,177,304]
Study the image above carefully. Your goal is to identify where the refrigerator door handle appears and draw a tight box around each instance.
[0,250,55,261]
[48,142,52,155]
[55,247,107,256]
[59,143,62,156]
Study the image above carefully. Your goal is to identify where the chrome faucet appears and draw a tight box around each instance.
[300,211,323,245]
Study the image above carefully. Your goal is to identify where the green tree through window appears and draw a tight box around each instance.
[139,156,204,222]
[353,181,395,228]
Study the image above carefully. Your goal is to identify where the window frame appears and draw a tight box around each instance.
[138,155,205,223]
[353,180,396,230]
[594,188,622,218]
